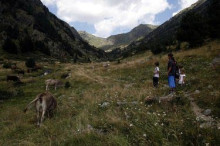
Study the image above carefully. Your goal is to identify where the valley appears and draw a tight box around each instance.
[0,0,219,145]
[0,41,219,145]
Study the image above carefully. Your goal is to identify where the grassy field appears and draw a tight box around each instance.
[0,41,219,145]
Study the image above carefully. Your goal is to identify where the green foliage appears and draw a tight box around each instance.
[208,0,220,38]
[6,25,19,39]
[35,41,51,56]
[177,12,208,47]
[0,89,13,100]
[33,12,61,41]
[2,62,12,69]
[65,81,71,89]
[3,38,18,54]
[20,36,34,53]
[25,58,36,68]
[150,43,166,55]
[177,0,220,47]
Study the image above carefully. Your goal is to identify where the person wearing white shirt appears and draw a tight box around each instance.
[178,68,186,86]
[153,62,160,87]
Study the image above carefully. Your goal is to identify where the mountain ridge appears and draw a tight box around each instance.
[0,0,107,62]
[79,24,157,51]
[109,0,214,59]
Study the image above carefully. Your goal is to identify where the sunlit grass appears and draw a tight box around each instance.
[0,40,219,145]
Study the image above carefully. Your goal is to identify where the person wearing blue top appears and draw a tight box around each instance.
[167,53,176,93]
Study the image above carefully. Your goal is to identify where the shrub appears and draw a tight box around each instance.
[3,38,18,54]
[0,89,13,100]
[6,25,19,39]
[33,12,61,40]
[20,36,34,53]
[25,58,36,68]
[2,62,12,69]
[65,81,71,89]
[35,41,51,56]
[177,12,209,47]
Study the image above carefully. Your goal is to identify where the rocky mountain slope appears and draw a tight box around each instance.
[0,0,107,62]
[109,0,212,59]
[79,24,157,51]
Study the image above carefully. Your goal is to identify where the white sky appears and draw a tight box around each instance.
[41,0,198,38]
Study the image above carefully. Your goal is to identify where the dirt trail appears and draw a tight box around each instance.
[187,96,220,129]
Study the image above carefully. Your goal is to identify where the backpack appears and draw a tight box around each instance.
[174,61,179,78]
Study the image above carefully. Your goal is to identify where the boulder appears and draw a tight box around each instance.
[203,109,212,116]
[144,97,157,104]
[195,90,200,94]
[100,102,110,108]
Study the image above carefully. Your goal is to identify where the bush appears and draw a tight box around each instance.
[20,36,34,53]
[3,38,18,54]
[25,58,36,68]
[2,62,12,69]
[33,12,61,41]
[6,25,19,39]
[35,41,51,56]
[65,81,71,89]
[0,89,13,100]
[208,0,220,38]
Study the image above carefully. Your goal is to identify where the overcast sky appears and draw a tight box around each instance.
[41,0,198,38]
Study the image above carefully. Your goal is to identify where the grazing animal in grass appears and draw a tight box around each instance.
[6,75,20,82]
[45,79,63,90]
[24,92,57,126]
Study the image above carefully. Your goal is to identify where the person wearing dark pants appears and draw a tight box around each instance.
[153,62,160,87]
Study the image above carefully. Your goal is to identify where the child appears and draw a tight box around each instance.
[153,62,160,87]
[178,67,186,86]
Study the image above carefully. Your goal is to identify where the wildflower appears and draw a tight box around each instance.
[129,124,133,127]
[143,134,146,137]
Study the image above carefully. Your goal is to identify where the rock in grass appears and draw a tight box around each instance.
[100,102,110,108]
[200,122,214,128]
[212,55,220,69]
[195,90,200,94]
[208,85,213,89]
[144,97,157,104]
[203,109,212,116]
[117,101,138,106]
[159,94,175,103]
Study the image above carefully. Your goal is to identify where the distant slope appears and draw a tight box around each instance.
[79,24,157,51]
[105,24,157,50]
[78,31,113,48]
[0,0,107,62]
[109,0,211,59]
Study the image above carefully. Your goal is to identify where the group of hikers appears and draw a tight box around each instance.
[153,53,186,93]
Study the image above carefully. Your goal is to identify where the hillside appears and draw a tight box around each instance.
[0,0,107,62]
[0,40,219,145]
[109,0,218,59]
[105,24,157,50]
[79,24,157,51]
[78,31,113,49]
